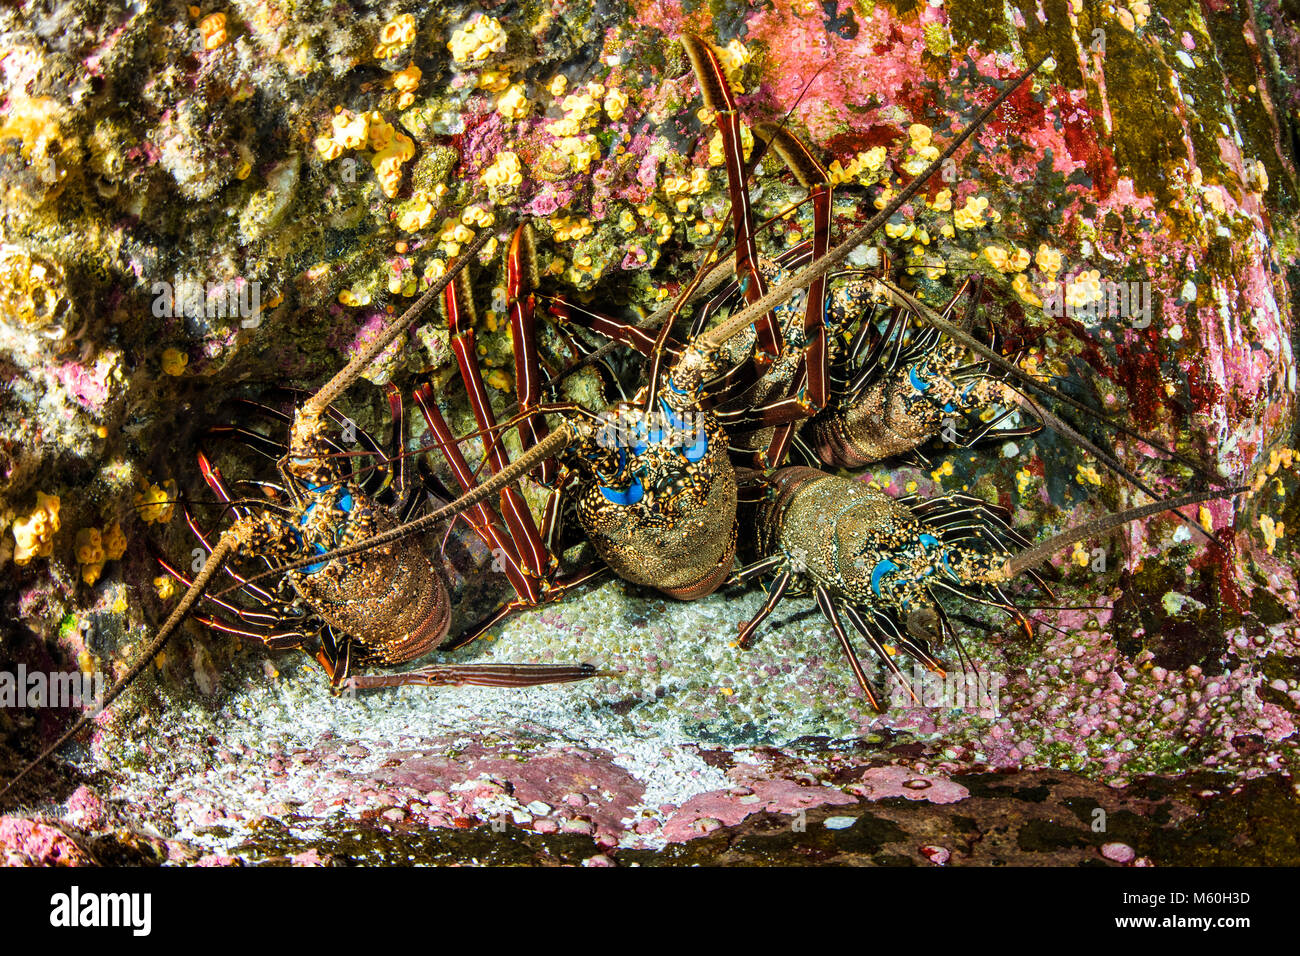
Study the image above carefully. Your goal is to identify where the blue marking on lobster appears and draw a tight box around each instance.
[600,477,644,505]
[870,558,900,596]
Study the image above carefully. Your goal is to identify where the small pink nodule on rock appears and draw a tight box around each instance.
[1101,842,1136,864]
[919,845,951,865]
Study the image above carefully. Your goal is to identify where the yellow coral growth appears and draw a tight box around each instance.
[482,151,523,198]
[375,13,417,58]
[13,492,60,565]
[557,135,600,174]
[708,124,753,167]
[497,83,530,120]
[1036,243,1063,275]
[953,195,991,231]
[154,575,178,600]
[397,193,436,232]
[161,347,188,376]
[198,12,228,50]
[603,88,629,121]
[135,480,177,525]
[103,522,127,560]
[75,527,106,585]
[1260,515,1284,554]
[387,63,422,109]
[448,13,506,64]
[551,215,593,242]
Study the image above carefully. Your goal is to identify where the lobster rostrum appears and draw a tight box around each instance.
[732,467,1241,710]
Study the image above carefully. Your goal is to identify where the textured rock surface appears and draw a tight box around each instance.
[1,0,1297,864]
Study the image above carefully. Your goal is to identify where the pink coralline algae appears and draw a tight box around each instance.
[0,816,93,866]
[661,760,857,841]
[61,785,105,831]
[848,766,971,804]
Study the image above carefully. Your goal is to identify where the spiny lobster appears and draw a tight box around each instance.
[0,35,1234,806]
[536,37,1238,702]
[0,227,599,803]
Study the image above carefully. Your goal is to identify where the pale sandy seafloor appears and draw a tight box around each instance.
[1,0,1299,864]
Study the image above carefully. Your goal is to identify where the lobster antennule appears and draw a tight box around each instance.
[293,224,504,446]
[876,277,1227,489]
[997,487,1244,582]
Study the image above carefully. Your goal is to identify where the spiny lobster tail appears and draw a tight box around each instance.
[0,528,245,805]
[694,53,1049,356]
[229,423,580,589]
[999,487,1244,582]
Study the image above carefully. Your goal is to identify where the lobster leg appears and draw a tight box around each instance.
[346,662,601,690]
[445,274,550,579]
[814,586,884,712]
[506,225,558,486]
[413,383,540,606]
[736,570,792,648]
[682,36,781,363]
[545,296,671,358]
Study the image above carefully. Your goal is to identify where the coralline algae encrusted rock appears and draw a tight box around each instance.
[0,0,1297,864]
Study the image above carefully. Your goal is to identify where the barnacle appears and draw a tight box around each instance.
[12,492,60,565]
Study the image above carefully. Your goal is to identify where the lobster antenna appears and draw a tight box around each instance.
[300,224,504,422]
[0,532,244,805]
[220,423,580,592]
[693,53,1049,358]
[877,277,1228,489]
[1010,388,1224,552]
[997,487,1243,581]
